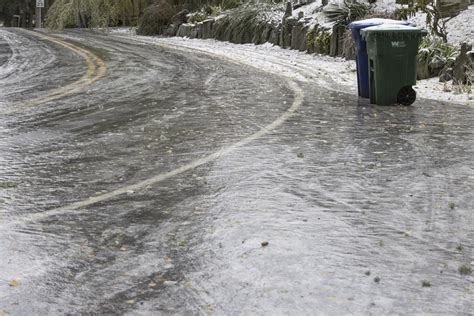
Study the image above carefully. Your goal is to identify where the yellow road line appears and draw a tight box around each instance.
[13,36,303,219]
[2,30,106,115]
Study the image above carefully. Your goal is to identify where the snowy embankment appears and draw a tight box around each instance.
[112,29,472,106]
[409,5,474,47]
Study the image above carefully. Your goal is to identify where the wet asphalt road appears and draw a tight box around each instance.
[0,28,473,315]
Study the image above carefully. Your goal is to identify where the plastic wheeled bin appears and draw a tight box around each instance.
[349,18,414,98]
[361,24,427,106]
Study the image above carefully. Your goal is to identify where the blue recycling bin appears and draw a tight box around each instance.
[350,18,414,98]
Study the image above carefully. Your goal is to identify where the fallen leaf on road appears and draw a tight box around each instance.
[8,279,20,287]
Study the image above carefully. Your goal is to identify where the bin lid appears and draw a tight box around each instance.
[361,24,428,40]
[349,18,414,30]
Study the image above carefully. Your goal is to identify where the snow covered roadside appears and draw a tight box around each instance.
[111,29,471,105]
[113,31,356,90]
[409,5,474,47]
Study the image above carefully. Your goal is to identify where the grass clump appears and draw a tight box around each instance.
[212,3,283,44]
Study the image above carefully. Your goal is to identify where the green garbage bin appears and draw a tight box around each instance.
[361,25,427,106]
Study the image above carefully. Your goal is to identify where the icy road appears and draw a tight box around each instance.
[0,29,472,315]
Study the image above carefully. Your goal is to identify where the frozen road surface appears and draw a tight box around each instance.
[0,28,472,315]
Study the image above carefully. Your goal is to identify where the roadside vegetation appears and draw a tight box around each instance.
[2,0,470,89]
[44,0,263,29]
[417,35,458,79]
[322,0,372,25]
[211,3,284,44]
[136,0,176,35]
[46,0,151,29]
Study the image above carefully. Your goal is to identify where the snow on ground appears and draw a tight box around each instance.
[292,0,473,47]
[409,5,473,46]
[111,29,471,105]
[108,27,136,35]
[446,5,474,46]
[112,29,356,88]
[293,0,327,26]
[372,0,400,13]
[294,0,323,17]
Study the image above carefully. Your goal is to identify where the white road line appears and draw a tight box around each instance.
[23,39,304,219]
[33,82,303,218]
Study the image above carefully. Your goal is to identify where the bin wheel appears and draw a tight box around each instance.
[397,86,416,106]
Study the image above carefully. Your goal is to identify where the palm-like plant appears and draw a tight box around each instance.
[322,0,371,25]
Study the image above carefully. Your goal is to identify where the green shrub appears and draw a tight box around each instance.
[393,6,416,20]
[46,0,85,29]
[417,36,458,79]
[220,0,242,10]
[46,0,150,29]
[188,12,207,23]
[137,0,177,35]
[306,25,330,54]
[316,30,330,54]
[212,3,283,43]
[209,5,223,16]
[306,25,318,52]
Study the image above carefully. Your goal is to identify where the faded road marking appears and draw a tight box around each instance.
[2,30,106,115]
[34,80,303,218]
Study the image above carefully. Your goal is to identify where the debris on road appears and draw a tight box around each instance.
[7,279,19,287]
[0,181,17,189]
[421,280,432,287]
[458,265,472,275]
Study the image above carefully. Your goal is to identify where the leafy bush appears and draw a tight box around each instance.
[393,6,417,20]
[306,26,317,52]
[188,12,207,23]
[137,0,176,35]
[46,0,150,29]
[46,0,78,29]
[417,36,458,79]
[306,25,330,54]
[323,0,372,25]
